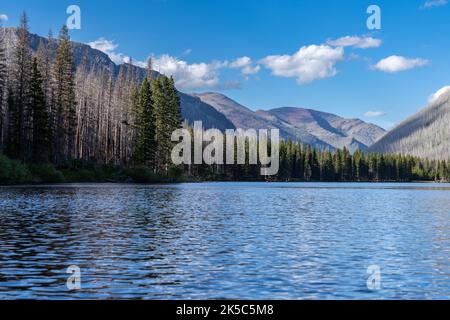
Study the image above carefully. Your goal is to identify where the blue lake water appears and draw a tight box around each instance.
[0,182,449,299]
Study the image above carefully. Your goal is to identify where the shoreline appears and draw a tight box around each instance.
[1,179,448,187]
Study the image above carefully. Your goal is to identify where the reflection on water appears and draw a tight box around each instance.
[0,182,449,299]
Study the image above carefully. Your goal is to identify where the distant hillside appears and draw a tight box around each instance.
[369,91,450,160]
[1,27,235,131]
[196,93,385,152]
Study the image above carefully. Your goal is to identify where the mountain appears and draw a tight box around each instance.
[1,27,235,131]
[369,90,450,160]
[195,93,385,152]
[2,27,384,151]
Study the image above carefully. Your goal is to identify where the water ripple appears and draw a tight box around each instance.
[0,182,449,299]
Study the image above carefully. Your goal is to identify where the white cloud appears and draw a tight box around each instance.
[152,55,228,90]
[242,64,260,75]
[364,110,386,118]
[88,38,129,64]
[421,0,448,9]
[230,56,251,68]
[230,56,260,76]
[88,38,117,53]
[0,14,8,22]
[428,86,450,104]
[260,45,344,84]
[373,55,429,73]
[88,38,241,90]
[326,36,382,49]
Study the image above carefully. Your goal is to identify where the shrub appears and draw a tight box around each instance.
[0,154,13,183]
[29,164,65,183]
[168,166,184,180]
[124,166,160,183]
[74,169,97,182]
[10,161,33,184]
[0,155,33,184]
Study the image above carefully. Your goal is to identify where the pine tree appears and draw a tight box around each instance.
[279,140,288,180]
[152,75,180,173]
[167,76,181,130]
[36,31,54,109]
[376,154,386,181]
[10,11,33,161]
[53,25,77,164]
[134,77,156,167]
[295,143,304,180]
[320,150,334,181]
[353,150,368,181]
[311,148,320,180]
[342,147,352,180]
[30,58,50,163]
[333,149,343,180]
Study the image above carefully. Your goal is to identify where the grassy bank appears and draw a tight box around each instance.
[0,154,184,185]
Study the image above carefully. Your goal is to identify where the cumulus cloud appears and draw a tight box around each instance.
[373,55,429,73]
[88,38,129,64]
[88,37,242,90]
[421,0,448,9]
[230,56,260,76]
[428,86,450,104]
[152,54,229,90]
[0,14,8,22]
[260,45,344,84]
[364,110,386,118]
[242,64,261,75]
[230,56,251,68]
[326,36,382,49]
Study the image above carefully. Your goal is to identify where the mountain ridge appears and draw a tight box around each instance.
[195,92,385,152]
[2,27,385,151]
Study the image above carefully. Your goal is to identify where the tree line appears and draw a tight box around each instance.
[181,139,450,182]
[1,12,449,184]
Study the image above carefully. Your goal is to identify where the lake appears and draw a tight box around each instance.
[0,182,449,299]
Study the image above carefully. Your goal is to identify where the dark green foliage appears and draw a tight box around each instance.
[134,77,156,167]
[124,166,160,183]
[10,161,32,183]
[28,164,65,183]
[0,154,13,181]
[168,165,184,180]
[152,75,181,173]
[30,58,50,163]
[0,154,32,184]
[53,24,77,164]
[184,139,450,183]
[61,169,96,182]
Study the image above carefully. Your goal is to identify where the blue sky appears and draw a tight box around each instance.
[1,0,450,129]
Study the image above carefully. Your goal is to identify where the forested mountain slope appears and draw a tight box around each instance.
[369,90,450,160]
